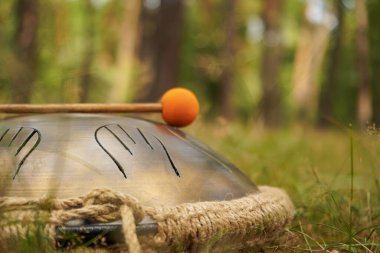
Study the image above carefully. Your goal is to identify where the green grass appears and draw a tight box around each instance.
[189,120,380,252]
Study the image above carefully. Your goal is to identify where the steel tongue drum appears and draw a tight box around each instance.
[0,87,257,203]
[0,88,294,252]
[0,114,257,204]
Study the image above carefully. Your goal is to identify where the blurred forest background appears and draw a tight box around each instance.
[0,0,379,128]
[1,1,380,250]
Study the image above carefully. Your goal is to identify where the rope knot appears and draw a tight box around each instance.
[48,189,145,252]
[81,189,144,253]
[82,188,145,223]
[83,188,125,206]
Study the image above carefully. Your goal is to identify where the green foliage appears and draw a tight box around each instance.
[0,0,377,125]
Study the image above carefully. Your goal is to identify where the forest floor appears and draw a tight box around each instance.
[1,119,379,252]
[189,120,380,252]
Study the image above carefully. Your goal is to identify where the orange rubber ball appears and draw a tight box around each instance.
[161,88,199,127]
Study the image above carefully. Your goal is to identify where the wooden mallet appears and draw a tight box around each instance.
[0,88,199,127]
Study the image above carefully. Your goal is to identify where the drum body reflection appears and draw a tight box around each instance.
[0,114,257,207]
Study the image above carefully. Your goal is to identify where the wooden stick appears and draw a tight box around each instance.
[0,103,162,113]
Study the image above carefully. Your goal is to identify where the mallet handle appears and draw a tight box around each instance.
[0,103,162,113]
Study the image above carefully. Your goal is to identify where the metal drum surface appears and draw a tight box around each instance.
[0,114,257,207]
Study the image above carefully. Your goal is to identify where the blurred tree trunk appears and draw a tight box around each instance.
[220,0,236,118]
[79,0,95,102]
[367,0,380,125]
[135,3,159,101]
[317,0,344,127]
[260,0,283,126]
[355,0,372,128]
[108,0,141,102]
[292,1,330,121]
[137,0,184,102]
[10,0,39,103]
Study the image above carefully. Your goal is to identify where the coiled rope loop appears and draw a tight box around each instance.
[0,188,144,253]
[0,186,295,252]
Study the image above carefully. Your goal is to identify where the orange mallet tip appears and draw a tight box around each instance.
[161,88,199,127]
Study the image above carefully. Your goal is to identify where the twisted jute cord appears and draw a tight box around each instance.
[0,188,143,253]
[0,186,294,252]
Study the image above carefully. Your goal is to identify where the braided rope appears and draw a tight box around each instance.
[0,186,294,252]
